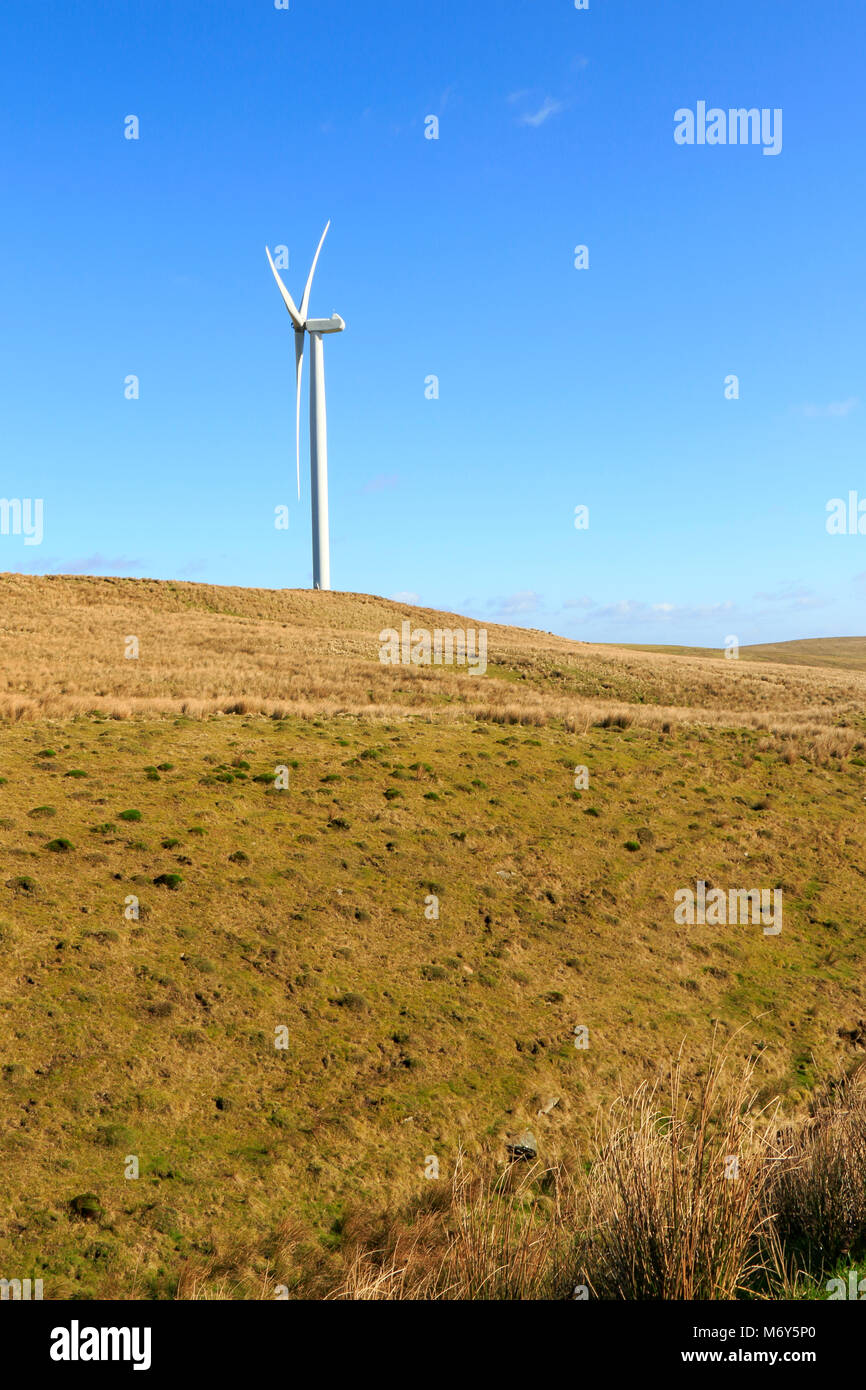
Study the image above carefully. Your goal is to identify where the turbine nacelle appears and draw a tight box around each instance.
[304,315,345,335]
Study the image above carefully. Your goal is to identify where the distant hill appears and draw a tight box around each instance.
[625,636,866,673]
[739,637,866,671]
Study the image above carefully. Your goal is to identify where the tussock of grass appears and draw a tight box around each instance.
[323,1057,866,1302]
[768,1070,866,1276]
[582,1048,776,1299]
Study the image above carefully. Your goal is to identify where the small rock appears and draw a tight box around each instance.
[536,1096,560,1117]
[506,1130,538,1161]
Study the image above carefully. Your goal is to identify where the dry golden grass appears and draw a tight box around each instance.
[1,575,864,767]
[318,1057,866,1301]
[582,1046,779,1299]
[768,1068,866,1275]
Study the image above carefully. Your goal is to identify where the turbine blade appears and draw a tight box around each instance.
[294,331,304,500]
[266,246,304,329]
[299,221,330,323]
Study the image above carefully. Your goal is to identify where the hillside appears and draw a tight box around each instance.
[1,575,865,1298]
[1,574,865,757]
[626,636,866,674]
[740,637,866,671]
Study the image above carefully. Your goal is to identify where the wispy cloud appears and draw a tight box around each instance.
[753,584,825,611]
[517,96,565,128]
[391,590,420,606]
[563,597,735,626]
[796,398,859,419]
[488,590,542,617]
[48,554,143,576]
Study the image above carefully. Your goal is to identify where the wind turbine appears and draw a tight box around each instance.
[266,222,345,591]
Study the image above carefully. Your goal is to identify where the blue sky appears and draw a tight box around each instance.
[1,0,864,646]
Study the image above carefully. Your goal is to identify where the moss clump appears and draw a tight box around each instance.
[154,873,183,890]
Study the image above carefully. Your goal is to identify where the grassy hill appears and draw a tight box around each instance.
[740,637,866,671]
[1,575,865,1298]
[625,636,866,673]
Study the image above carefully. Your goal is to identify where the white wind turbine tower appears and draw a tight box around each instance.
[266,222,345,590]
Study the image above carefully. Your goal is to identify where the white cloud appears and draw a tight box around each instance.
[518,97,564,128]
[391,590,420,606]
